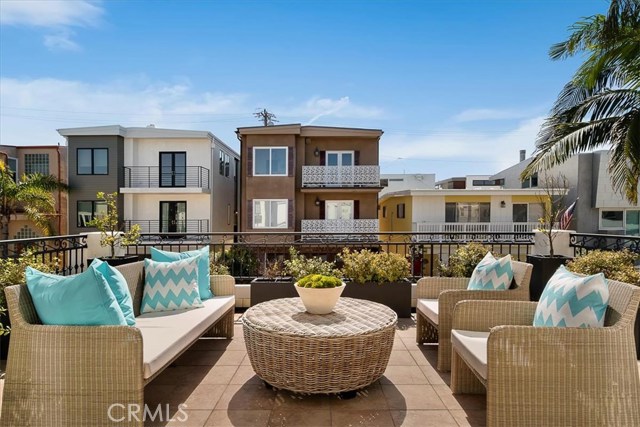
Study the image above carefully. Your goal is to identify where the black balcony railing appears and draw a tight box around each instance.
[5,231,636,280]
[571,233,640,256]
[123,166,210,189]
[0,234,87,276]
[125,231,535,281]
[124,220,209,234]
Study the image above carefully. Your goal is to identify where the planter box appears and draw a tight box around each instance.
[250,278,295,306]
[526,255,571,301]
[87,255,140,268]
[342,280,412,318]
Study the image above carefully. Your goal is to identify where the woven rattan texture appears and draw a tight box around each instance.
[243,297,397,394]
[450,279,640,427]
[243,297,397,338]
[415,260,533,372]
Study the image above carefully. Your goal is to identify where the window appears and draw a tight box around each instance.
[219,152,230,177]
[77,200,108,227]
[77,148,108,175]
[6,157,17,182]
[600,210,624,229]
[160,152,186,187]
[397,203,405,219]
[24,153,49,175]
[512,204,528,222]
[253,199,288,228]
[472,179,504,186]
[254,147,287,176]
[626,210,639,236]
[445,202,490,222]
[521,173,538,189]
[382,206,387,218]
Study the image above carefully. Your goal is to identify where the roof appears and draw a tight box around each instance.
[57,125,215,140]
[236,123,383,138]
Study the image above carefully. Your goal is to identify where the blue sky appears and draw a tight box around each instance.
[0,0,608,180]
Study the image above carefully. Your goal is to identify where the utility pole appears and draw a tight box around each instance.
[254,109,278,126]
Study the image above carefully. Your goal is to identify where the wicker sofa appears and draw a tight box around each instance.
[415,260,533,371]
[450,278,640,427]
[0,261,236,427]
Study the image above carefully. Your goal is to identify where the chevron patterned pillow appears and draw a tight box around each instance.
[141,257,204,314]
[467,252,513,291]
[534,265,609,328]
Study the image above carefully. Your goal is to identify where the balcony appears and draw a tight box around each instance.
[124,219,209,234]
[121,166,210,193]
[301,219,379,240]
[413,221,539,242]
[301,165,380,188]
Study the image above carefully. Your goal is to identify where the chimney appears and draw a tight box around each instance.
[519,150,526,162]
[147,124,155,128]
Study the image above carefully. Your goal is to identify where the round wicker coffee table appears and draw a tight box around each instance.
[242,297,397,395]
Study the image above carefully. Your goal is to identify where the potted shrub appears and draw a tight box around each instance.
[566,250,640,359]
[0,250,58,360]
[526,174,573,301]
[86,192,141,267]
[438,242,490,278]
[250,247,338,306]
[295,274,345,314]
[339,248,412,317]
[214,246,259,283]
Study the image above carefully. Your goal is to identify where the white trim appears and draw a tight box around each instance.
[326,150,354,167]
[252,146,288,176]
[325,200,354,220]
[253,199,288,229]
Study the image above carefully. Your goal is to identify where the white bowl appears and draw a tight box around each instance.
[294,282,346,314]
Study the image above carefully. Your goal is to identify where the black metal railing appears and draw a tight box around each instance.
[0,234,87,276]
[123,166,210,189]
[125,231,535,282]
[124,220,209,234]
[571,233,640,256]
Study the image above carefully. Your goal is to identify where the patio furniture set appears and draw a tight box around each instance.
[1,248,639,426]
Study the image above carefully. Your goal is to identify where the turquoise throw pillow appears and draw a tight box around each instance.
[467,252,513,291]
[26,265,127,326]
[141,257,204,314]
[534,265,609,328]
[151,246,212,300]
[91,258,136,326]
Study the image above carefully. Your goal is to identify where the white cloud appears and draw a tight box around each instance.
[379,116,545,177]
[43,30,81,52]
[0,77,384,149]
[454,108,534,122]
[0,0,103,27]
[0,77,252,148]
[280,96,383,124]
[0,0,103,51]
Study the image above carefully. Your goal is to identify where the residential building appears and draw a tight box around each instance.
[380,173,435,196]
[236,124,383,237]
[0,144,68,238]
[491,150,640,235]
[57,125,239,236]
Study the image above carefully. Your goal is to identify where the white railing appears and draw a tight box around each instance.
[302,165,380,187]
[301,219,379,239]
[413,222,540,233]
[412,222,540,242]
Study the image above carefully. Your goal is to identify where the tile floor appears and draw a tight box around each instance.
[142,315,487,427]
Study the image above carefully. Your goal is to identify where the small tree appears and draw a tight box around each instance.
[536,174,569,257]
[0,160,69,241]
[87,192,140,258]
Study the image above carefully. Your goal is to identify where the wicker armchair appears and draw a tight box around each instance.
[450,279,640,427]
[415,260,532,371]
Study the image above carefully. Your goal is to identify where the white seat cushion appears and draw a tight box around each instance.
[451,329,489,380]
[137,295,234,379]
[417,298,439,325]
